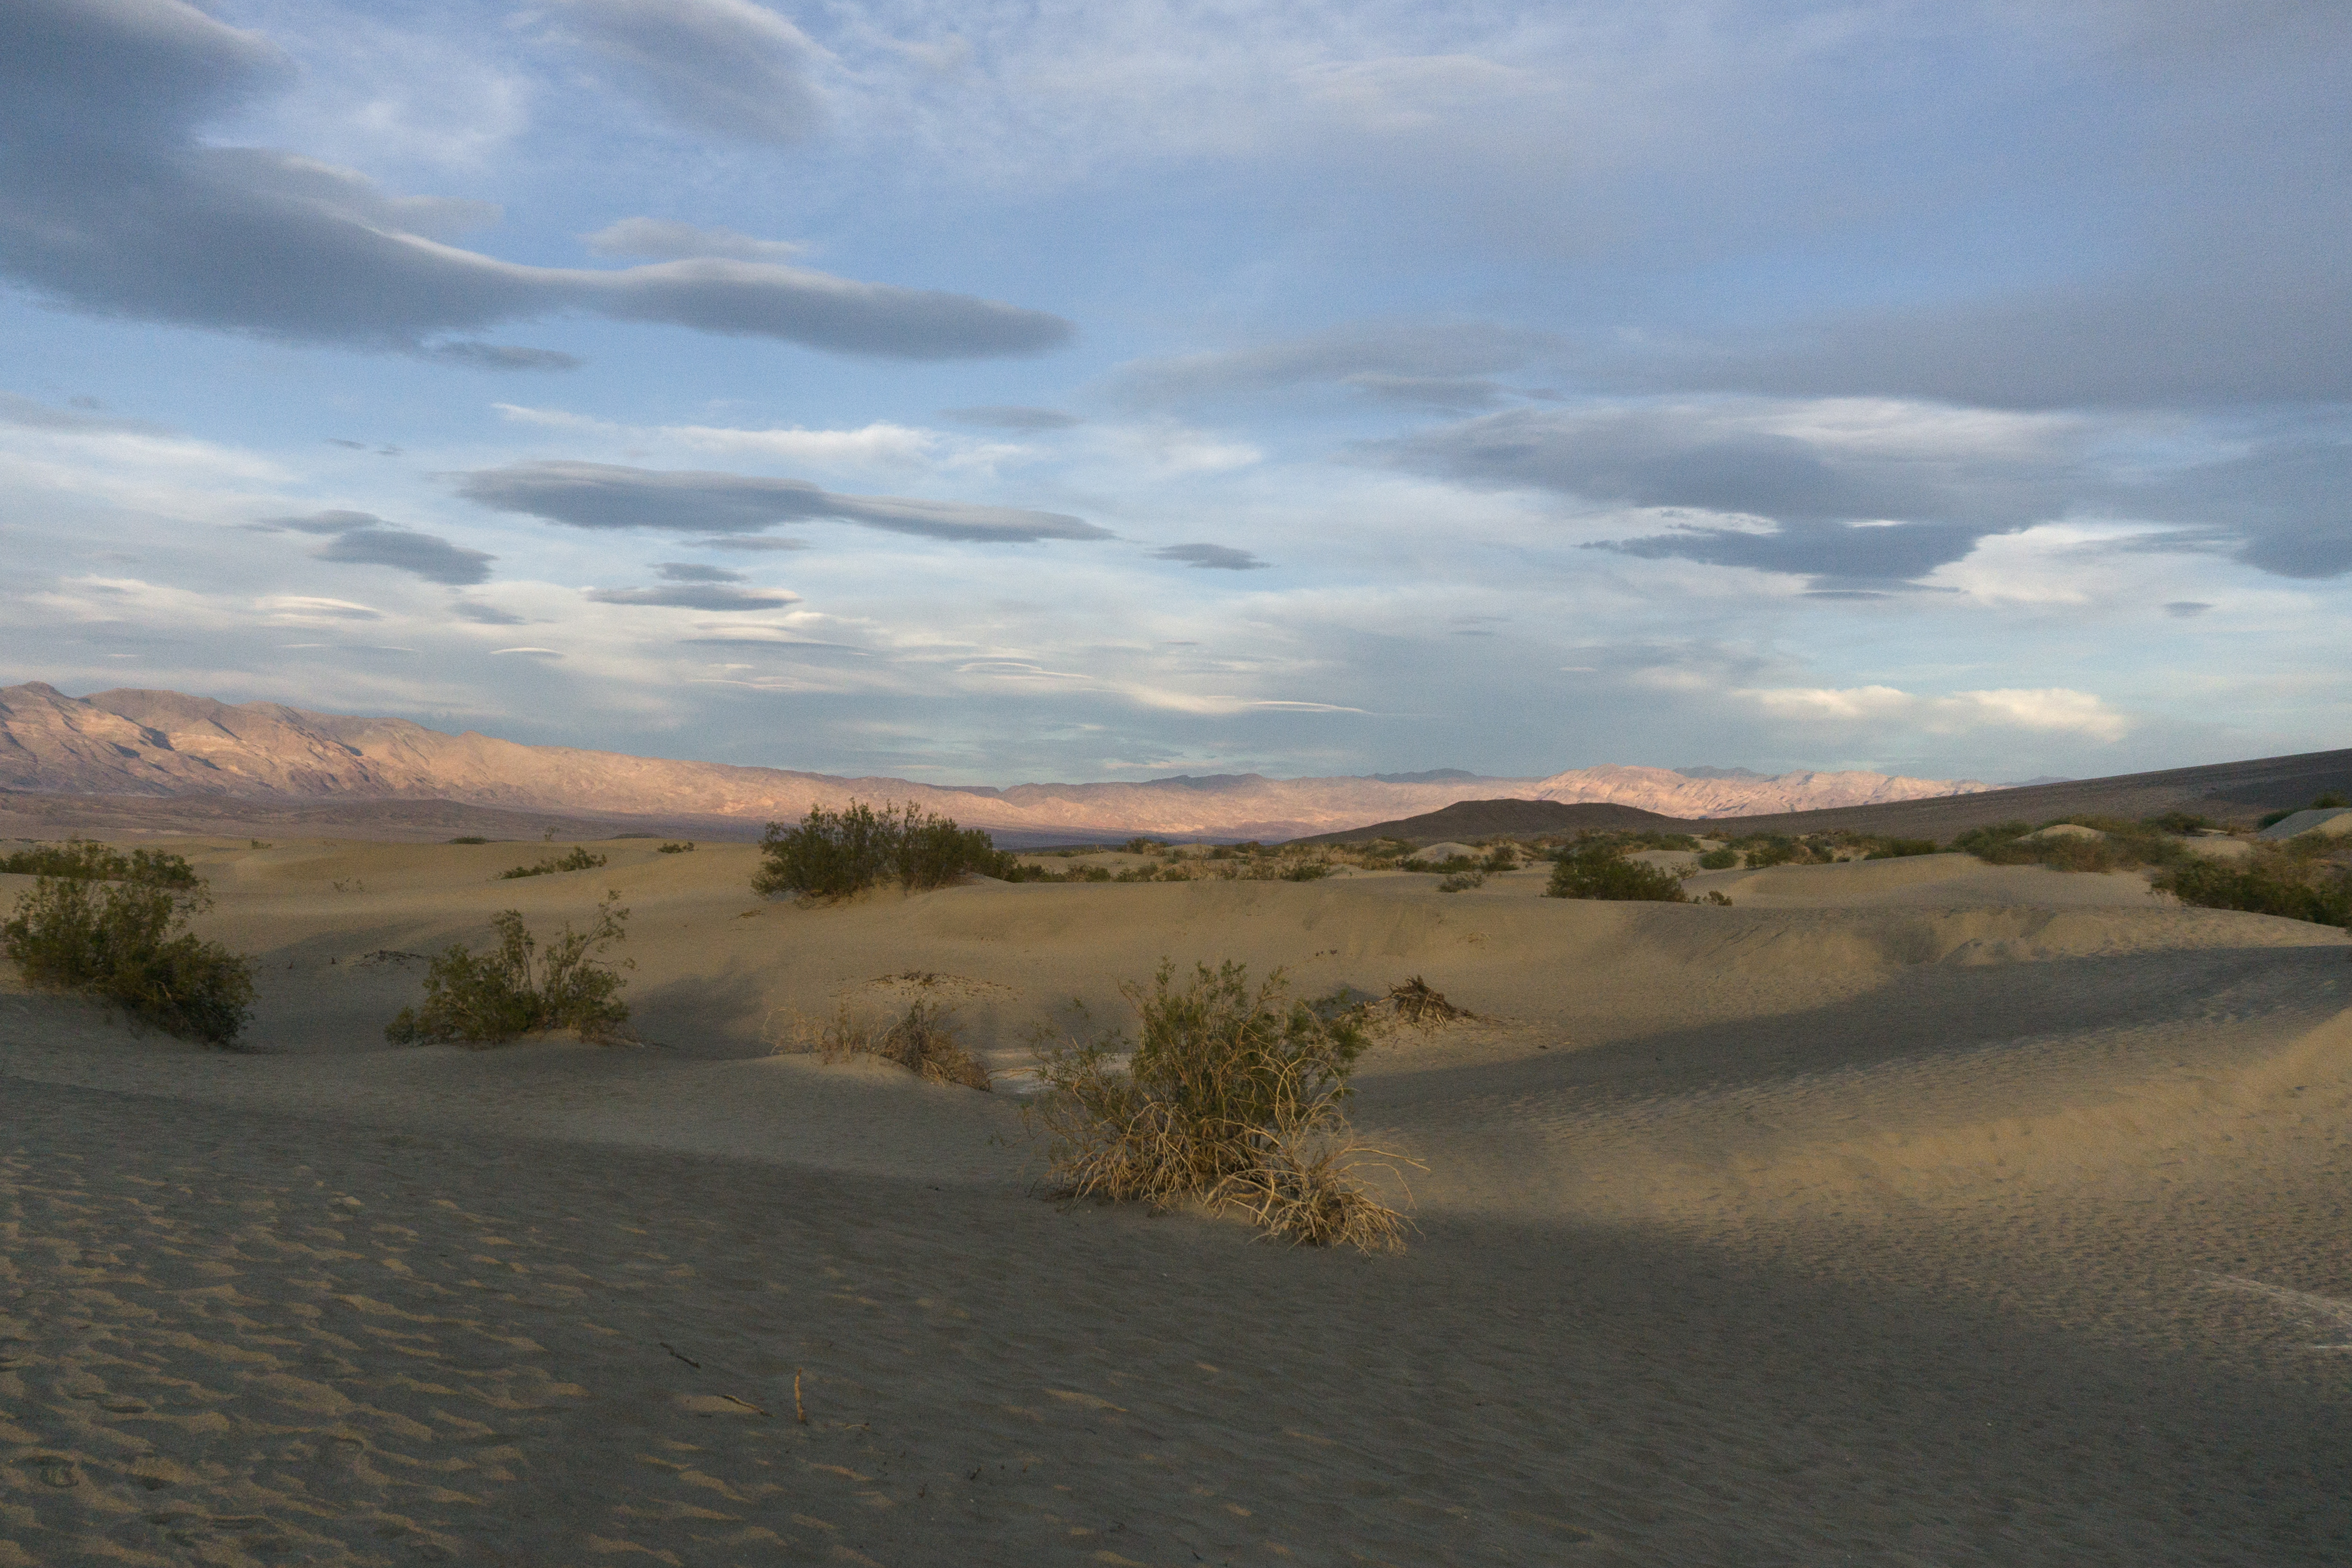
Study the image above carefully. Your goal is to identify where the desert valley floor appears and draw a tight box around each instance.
[3,837,2350,1565]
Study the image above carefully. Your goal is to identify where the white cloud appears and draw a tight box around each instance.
[491,403,1016,473]
[1741,683,2130,742]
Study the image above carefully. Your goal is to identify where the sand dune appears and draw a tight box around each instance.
[3,838,2349,1564]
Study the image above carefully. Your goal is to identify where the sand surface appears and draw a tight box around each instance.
[4,839,2350,1565]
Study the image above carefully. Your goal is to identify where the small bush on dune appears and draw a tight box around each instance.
[2260,793,2351,829]
[656,841,695,854]
[499,847,608,880]
[754,800,1015,901]
[386,895,633,1045]
[1,841,199,889]
[1436,869,1485,892]
[1956,815,2206,874]
[1696,847,1740,870]
[781,998,990,1089]
[1030,960,1412,1251]
[2157,849,2352,929]
[1546,842,1690,902]
[1861,837,1941,860]
[1385,976,1469,1025]
[4,870,253,1045]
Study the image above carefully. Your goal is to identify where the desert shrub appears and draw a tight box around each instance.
[1436,870,1485,893]
[385,896,633,1045]
[447,835,490,845]
[1736,835,1808,869]
[499,847,608,879]
[2156,852,2352,929]
[3,873,253,1044]
[0,841,199,889]
[2146,812,2215,835]
[1546,842,1689,902]
[1480,844,1520,871]
[1123,837,1167,854]
[753,800,1015,900]
[1862,838,1941,860]
[1696,847,1739,870]
[781,999,990,1089]
[1955,817,2196,874]
[1281,861,1333,882]
[1029,960,1409,1250]
[656,841,695,854]
[1698,888,1735,906]
[1953,821,2034,857]
[1384,976,1469,1025]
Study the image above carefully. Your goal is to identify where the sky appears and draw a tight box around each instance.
[3,0,2347,787]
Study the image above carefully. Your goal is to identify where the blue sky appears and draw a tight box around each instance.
[3,0,2346,785]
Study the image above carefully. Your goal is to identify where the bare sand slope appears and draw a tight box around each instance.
[3,840,2349,1565]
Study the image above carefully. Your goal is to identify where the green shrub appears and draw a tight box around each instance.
[1861,838,1941,860]
[1696,847,1739,870]
[499,846,607,879]
[1953,821,2035,857]
[656,841,695,854]
[3,873,253,1045]
[1281,861,1333,882]
[1546,842,1690,902]
[0,841,198,889]
[1028,961,1407,1250]
[1437,870,1486,893]
[2145,812,2214,835]
[2317,793,2352,810]
[1954,817,2193,874]
[386,896,633,1045]
[1737,835,1807,869]
[447,835,490,845]
[2156,853,2352,928]
[752,799,1015,901]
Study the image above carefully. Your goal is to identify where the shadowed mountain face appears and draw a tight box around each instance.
[0,681,1985,841]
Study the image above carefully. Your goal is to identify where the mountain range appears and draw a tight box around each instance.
[0,682,1991,842]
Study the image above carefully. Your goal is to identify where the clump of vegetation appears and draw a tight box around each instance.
[2156,843,2352,929]
[656,841,696,854]
[1546,841,1690,902]
[1954,816,2198,874]
[780,998,990,1090]
[2259,793,2352,829]
[3,864,254,1045]
[1436,869,1485,892]
[1029,960,1412,1251]
[1861,837,1941,860]
[385,896,633,1045]
[1385,976,1469,1025]
[498,847,608,879]
[753,800,1015,901]
[0,841,199,888]
[447,835,490,845]
[1696,846,1740,870]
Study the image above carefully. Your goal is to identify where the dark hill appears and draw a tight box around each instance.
[1289,798,1688,845]
[1283,745,2352,847]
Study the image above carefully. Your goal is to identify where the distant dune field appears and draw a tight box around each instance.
[4,837,2350,1563]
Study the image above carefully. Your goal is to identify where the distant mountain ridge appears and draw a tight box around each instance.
[0,683,1991,841]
